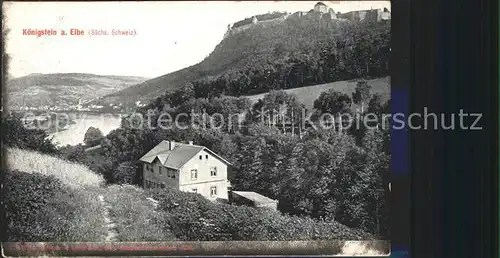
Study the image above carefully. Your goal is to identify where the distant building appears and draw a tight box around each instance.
[140,140,232,200]
[296,11,308,17]
[328,8,337,19]
[314,2,328,13]
[380,9,391,21]
[339,8,391,23]
[229,191,278,211]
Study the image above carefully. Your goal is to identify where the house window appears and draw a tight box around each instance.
[192,188,197,193]
[206,155,208,159]
[210,186,217,196]
[199,155,202,160]
[167,168,177,179]
[191,169,198,180]
[159,167,162,175]
[210,167,217,177]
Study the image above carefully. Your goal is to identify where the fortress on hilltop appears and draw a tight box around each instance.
[223,2,391,39]
[223,12,291,39]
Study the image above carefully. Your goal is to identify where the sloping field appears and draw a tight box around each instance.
[5,147,105,188]
[246,77,390,110]
[102,185,175,241]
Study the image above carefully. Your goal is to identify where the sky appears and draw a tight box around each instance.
[4,1,390,79]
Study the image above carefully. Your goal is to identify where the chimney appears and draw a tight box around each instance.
[188,141,193,145]
[170,141,176,150]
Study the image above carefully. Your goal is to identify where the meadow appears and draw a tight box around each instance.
[4,147,107,242]
[102,184,176,241]
[5,147,105,188]
[246,77,390,110]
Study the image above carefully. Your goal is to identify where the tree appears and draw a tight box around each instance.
[3,112,58,154]
[113,161,138,185]
[368,93,383,115]
[170,82,195,107]
[314,89,352,115]
[360,128,390,237]
[352,80,372,113]
[364,93,384,130]
[59,144,86,162]
[84,127,103,146]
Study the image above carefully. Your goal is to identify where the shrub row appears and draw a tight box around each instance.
[4,169,107,241]
[148,187,372,241]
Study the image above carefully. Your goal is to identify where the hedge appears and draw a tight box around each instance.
[148,187,372,241]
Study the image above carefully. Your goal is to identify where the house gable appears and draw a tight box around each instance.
[178,149,228,185]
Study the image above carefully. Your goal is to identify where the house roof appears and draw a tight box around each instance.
[139,140,231,169]
[231,191,278,205]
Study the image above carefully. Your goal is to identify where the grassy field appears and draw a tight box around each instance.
[4,169,108,242]
[102,185,176,241]
[246,77,390,110]
[4,148,108,242]
[4,147,175,242]
[5,147,105,188]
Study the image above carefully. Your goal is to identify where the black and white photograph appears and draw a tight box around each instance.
[3,1,391,256]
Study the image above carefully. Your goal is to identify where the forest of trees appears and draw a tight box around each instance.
[196,14,389,97]
[46,79,391,238]
[102,13,389,108]
[139,16,390,110]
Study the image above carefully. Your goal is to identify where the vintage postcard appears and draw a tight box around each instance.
[2,1,393,256]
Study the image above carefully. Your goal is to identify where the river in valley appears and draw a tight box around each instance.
[49,112,123,146]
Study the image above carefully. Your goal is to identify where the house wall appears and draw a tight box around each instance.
[229,192,255,206]
[256,202,278,211]
[229,192,278,211]
[143,159,179,189]
[178,149,229,199]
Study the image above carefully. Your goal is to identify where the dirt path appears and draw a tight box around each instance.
[98,195,119,242]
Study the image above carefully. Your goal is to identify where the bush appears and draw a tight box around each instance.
[112,161,139,185]
[148,187,371,241]
[59,144,86,162]
[84,127,104,147]
[3,169,107,241]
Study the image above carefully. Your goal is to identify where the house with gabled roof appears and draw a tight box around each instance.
[140,140,232,200]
